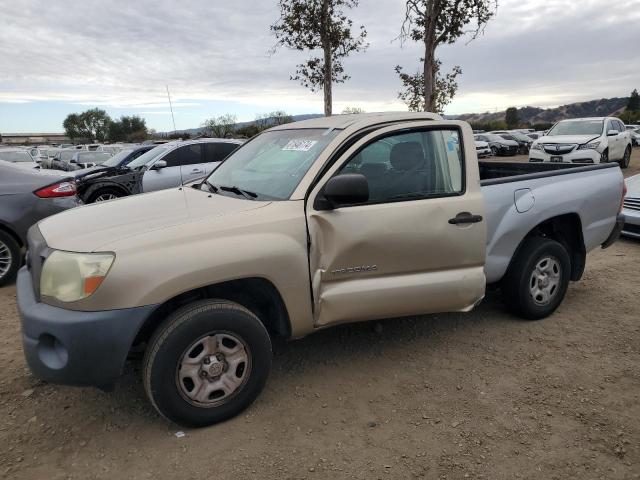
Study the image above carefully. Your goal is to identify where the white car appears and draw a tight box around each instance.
[628,127,640,147]
[0,148,40,169]
[529,117,633,168]
[474,140,492,158]
[622,174,640,239]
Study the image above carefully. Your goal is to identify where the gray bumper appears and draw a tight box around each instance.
[17,267,158,389]
[621,206,640,239]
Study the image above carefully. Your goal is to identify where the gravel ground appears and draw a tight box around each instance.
[1,152,639,479]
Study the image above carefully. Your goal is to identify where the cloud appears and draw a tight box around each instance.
[0,0,638,127]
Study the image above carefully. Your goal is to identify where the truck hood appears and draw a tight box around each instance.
[538,134,599,145]
[38,186,270,252]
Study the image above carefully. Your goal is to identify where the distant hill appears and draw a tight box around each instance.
[453,97,629,125]
[166,113,325,136]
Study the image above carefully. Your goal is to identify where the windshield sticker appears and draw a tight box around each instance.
[282,140,318,151]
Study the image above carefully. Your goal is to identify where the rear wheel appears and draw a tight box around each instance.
[143,300,272,427]
[620,146,631,169]
[501,237,571,320]
[89,188,124,203]
[0,231,20,286]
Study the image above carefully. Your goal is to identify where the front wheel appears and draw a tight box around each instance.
[501,237,571,320]
[88,188,124,203]
[600,149,609,163]
[490,146,499,156]
[143,300,272,427]
[620,146,631,169]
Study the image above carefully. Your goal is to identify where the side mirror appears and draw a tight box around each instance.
[607,129,619,136]
[151,160,167,170]
[315,173,369,210]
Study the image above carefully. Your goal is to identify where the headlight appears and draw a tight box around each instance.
[578,141,600,150]
[41,251,115,302]
[531,143,542,150]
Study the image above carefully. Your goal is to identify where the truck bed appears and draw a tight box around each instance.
[479,161,614,185]
[479,161,622,284]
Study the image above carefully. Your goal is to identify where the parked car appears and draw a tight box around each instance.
[492,131,533,154]
[622,173,640,239]
[17,112,625,427]
[474,133,519,156]
[529,117,633,168]
[72,138,243,203]
[628,127,640,147]
[0,148,39,169]
[475,140,492,158]
[71,145,156,202]
[49,149,79,170]
[0,160,82,285]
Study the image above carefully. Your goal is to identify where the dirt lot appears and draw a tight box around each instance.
[1,152,639,479]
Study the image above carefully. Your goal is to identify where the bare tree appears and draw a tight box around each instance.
[396,0,496,113]
[271,0,368,116]
[202,114,237,138]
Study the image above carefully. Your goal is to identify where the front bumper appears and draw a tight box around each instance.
[17,267,158,389]
[476,148,492,158]
[621,205,640,239]
[529,148,601,164]
[602,213,625,248]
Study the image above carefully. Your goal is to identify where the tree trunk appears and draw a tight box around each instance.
[321,0,332,116]
[423,0,438,112]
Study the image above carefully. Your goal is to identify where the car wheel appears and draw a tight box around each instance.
[0,231,21,287]
[143,299,272,427]
[620,146,631,169]
[501,237,570,320]
[600,149,609,163]
[89,188,124,203]
[490,146,499,156]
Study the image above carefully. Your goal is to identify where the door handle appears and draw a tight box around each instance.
[191,168,204,174]
[448,212,483,224]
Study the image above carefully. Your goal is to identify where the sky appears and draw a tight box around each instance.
[0,0,639,133]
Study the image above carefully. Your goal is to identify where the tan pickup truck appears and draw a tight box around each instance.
[17,113,625,427]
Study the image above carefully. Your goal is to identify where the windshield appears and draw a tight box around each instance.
[484,134,508,142]
[206,128,340,200]
[77,152,111,163]
[126,145,170,169]
[59,150,76,161]
[0,150,33,162]
[548,120,604,136]
[511,132,531,142]
[101,148,134,167]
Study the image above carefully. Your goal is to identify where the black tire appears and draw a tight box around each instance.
[143,299,272,427]
[620,146,631,169]
[490,146,499,156]
[0,231,21,287]
[501,237,571,320]
[600,148,609,163]
[88,187,124,203]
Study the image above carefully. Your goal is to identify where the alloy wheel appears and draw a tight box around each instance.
[0,240,12,279]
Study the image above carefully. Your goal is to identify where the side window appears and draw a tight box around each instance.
[616,120,625,132]
[606,120,617,133]
[179,144,203,166]
[203,143,239,163]
[161,148,182,168]
[336,129,464,204]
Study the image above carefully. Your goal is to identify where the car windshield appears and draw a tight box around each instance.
[548,120,604,136]
[484,134,507,142]
[205,128,340,200]
[126,145,170,169]
[59,150,76,161]
[0,150,33,162]
[101,149,134,167]
[511,132,531,141]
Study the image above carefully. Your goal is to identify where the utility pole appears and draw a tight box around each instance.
[166,85,177,132]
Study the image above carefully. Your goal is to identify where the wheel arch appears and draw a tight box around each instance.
[505,213,586,282]
[85,183,130,202]
[132,277,292,349]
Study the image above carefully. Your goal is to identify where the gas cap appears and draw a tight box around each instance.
[514,188,535,213]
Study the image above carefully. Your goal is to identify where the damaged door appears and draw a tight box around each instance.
[306,122,487,328]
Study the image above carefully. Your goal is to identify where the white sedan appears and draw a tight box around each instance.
[474,140,492,158]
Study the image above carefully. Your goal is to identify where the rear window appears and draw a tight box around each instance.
[0,150,33,162]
